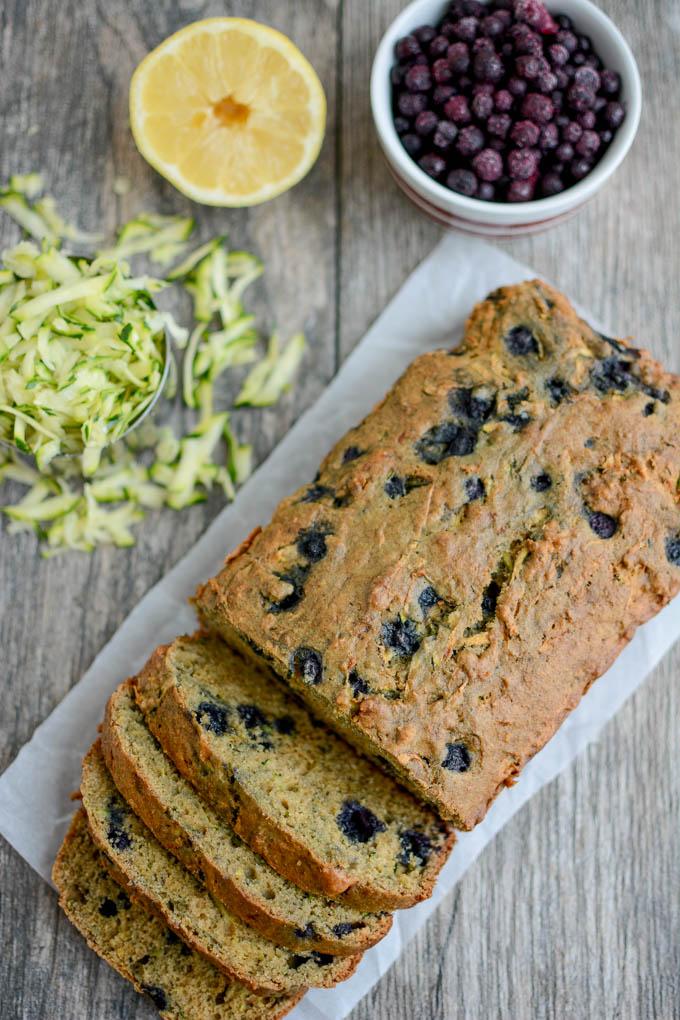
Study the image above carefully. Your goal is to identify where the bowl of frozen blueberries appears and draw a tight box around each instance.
[371,0,641,236]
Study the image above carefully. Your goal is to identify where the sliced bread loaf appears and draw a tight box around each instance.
[52,810,302,1020]
[133,633,455,910]
[101,681,392,955]
[81,742,360,994]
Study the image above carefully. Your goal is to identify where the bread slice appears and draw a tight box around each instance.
[52,810,302,1019]
[81,742,360,994]
[133,633,455,910]
[101,681,392,955]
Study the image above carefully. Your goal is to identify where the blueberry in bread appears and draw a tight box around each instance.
[101,681,392,955]
[80,742,360,993]
[195,280,680,829]
[52,811,302,1019]
[132,633,455,909]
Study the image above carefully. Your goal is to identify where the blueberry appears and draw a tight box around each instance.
[142,986,168,1010]
[549,43,569,66]
[508,147,539,179]
[397,92,428,118]
[337,799,387,844]
[539,122,559,150]
[268,565,309,613]
[430,34,451,58]
[504,325,539,355]
[510,119,540,148]
[312,952,334,967]
[274,715,296,735]
[487,113,512,139]
[508,76,528,97]
[473,148,503,182]
[402,133,423,158]
[433,84,456,107]
[442,742,472,772]
[300,484,334,503]
[506,387,530,411]
[447,40,470,73]
[381,617,421,657]
[454,16,479,42]
[393,115,409,135]
[295,922,317,939]
[418,585,440,615]
[494,88,514,112]
[419,152,447,178]
[501,410,533,430]
[405,64,433,92]
[481,579,500,617]
[567,83,596,112]
[665,533,680,567]
[447,168,478,196]
[474,50,504,83]
[587,510,618,539]
[574,65,600,91]
[348,669,370,697]
[98,898,118,918]
[415,110,438,136]
[449,387,496,421]
[384,475,407,499]
[477,182,496,201]
[297,524,331,563]
[106,799,132,852]
[237,704,270,732]
[395,35,421,61]
[289,954,310,970]
[414,24,436,45]
[457,124,486,156]
[432,57,454,84]
[444,95,472,124]
[604,101,625,129]
[591,356,633,394]
[195,699,231,736]
[465,476,486,502]
[290,647,323,685]
[643,402,655,417]
[399,829,433,866]
[416,421,479,463]
[600,69,621,96]
[541,172,565,196]
[333,922,361,938]
[342,445,364,464]
[433,120,459,150]
[531,472,552,492]
[521,92,554,124]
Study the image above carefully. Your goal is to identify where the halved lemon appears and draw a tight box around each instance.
[129,18,326,207]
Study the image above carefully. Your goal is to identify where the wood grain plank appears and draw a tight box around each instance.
[0,1,339,1017]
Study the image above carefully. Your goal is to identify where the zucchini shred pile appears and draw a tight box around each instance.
[0,175,306,555]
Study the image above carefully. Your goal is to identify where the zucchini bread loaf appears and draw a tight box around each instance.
[53,811,302,1019]
[133,632,454,909]
[196,280,680,828]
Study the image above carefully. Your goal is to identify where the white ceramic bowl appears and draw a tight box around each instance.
[371,0,641,236]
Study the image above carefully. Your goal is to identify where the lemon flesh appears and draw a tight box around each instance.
[129,18,326,207]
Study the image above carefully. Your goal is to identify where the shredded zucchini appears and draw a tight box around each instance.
[236,331,306,407]
[97,213,195,266]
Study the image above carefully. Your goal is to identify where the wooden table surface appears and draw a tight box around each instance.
[1,2,679,1018]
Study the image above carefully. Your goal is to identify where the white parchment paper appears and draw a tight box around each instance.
[1,232,678,1020]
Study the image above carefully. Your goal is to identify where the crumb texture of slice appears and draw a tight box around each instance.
[80,743,360,993]
[133,633,455,910]
[52,810,302,1020]
[194,279,680,828]
[101,681,392,955]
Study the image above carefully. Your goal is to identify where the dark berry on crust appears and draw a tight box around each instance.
[531,472,552,492]
[348,669,370,696]
[418,585,440,615]
[598,332,640,359]
[295,922,317,939]
[336,799,387,844]
[268,565,309,614]
[546,376,573,404]
[504,325,539,355]
[587,509,618,539]
[399,829,433,866]
[481,580,500,617]
[385,475,407,499]
[342,445,365,463]
[381,617,421,657]
[449,386,496,422]
[194,699,231,736]
[442,742,472,772]
[142,986,168,1010]
[416,421,479,463]
[290,647,323,685]
[299,484,335,503]
[296,523,331,563]
[591,356,633,394]
[465,476,486,501]
[333,921,362,938]
[98,897,118,918]
[665,533,680,566]
[643,402,655,416]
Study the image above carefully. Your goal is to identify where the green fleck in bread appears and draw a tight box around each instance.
[52,810,302,1020]
[81,742,360,994]
[133,633,455,910]
[194,280,680,829]
[101,681,392,955]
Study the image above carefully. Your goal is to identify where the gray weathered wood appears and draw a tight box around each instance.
[1,1,679,1018]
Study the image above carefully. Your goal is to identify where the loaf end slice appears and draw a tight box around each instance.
[81,741,360,994]
[101,680,392,955]
[133,633,455,910]
[195,279,680,828]
[52,810,303,1020]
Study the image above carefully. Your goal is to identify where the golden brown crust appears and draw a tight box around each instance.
[101,682,392,955]
[195,280,680,828]
[133,638,455,911]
